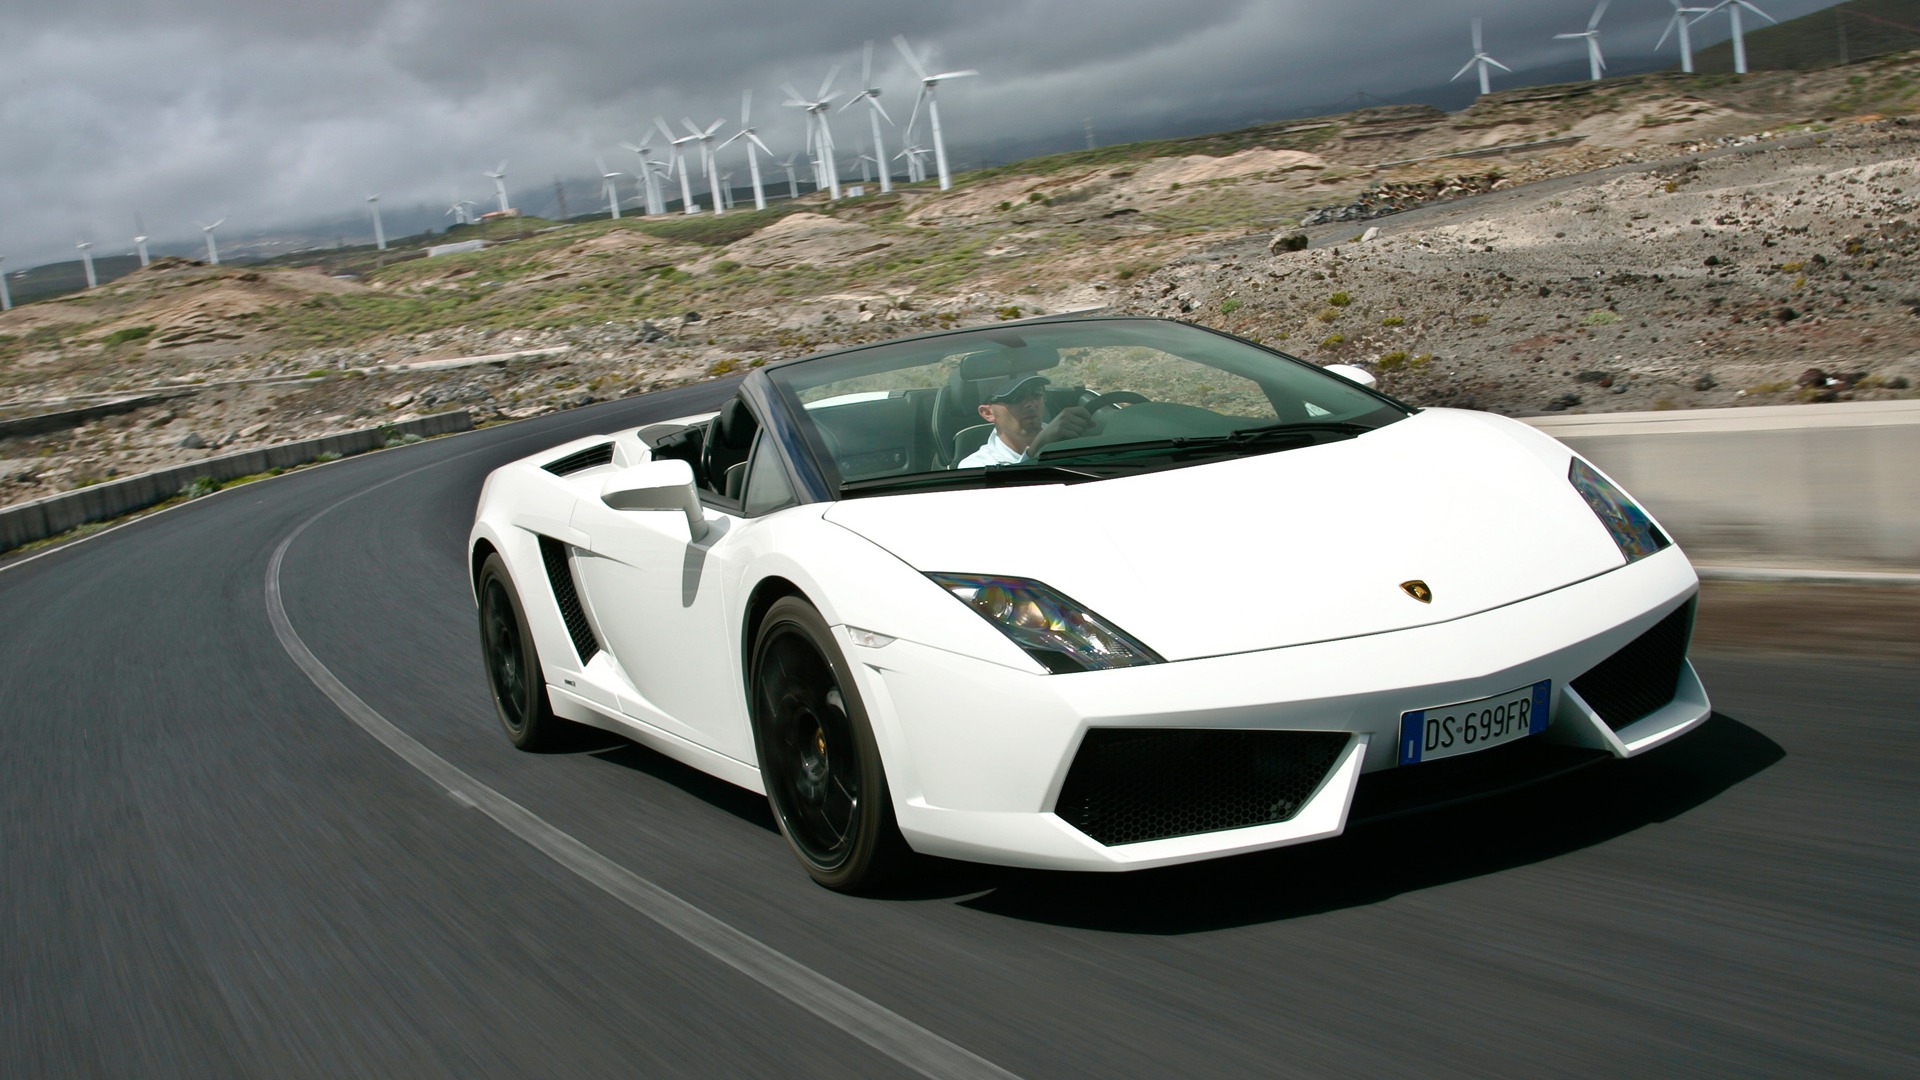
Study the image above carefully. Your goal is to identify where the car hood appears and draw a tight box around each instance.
[822,409,1629,661]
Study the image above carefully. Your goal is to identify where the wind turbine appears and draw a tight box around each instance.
[783,65,843,200]
[485,162,510,214]
[77,242,98,289]
[196,219,225,265]
[367,193,387,250]
[595,158,624,219]
[445,190,470,226]
[683,116,727,215]
[840,41,895,193]
[655,116,704,214]
[1692,0,1774,75]
[0,257,10,311]
[719,88,777,211]
[1657,2,1713,73]
[1452,18,1512,97]
[1555,0,1611,82]
[777,153,802,200]
[622,140,667,215]
[895,35,977,191]
[133,212,150,266]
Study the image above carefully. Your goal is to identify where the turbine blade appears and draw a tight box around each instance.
[1453,58,1478,81]
[862,40,874,88]
[868,96,894,125]
[893,35,930,80]
[1738,1,1776,25]
[1590,0,1611,31]
[1472,17,1484,51]
[930,69,978,81]
[1487,57,1513,73]
[741,87,752,125]
[1656,17,1675,50]
[682,117,702,137]
[907,86,927,138]
[816,62,841,99]
[837,95,862,114]
[747,131,774,157]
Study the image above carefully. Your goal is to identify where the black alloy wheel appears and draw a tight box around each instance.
[750,596,906,892]
[477,553,565,750]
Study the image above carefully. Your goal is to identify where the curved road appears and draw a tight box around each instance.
[4,387,1915,1077]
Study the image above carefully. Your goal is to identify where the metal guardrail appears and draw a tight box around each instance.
[0,410,473,553]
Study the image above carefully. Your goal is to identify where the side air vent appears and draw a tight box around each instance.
[1571,597,1695,731]
[543,443,615,476]
[537,535,600,663]
[1055,729,1350,846]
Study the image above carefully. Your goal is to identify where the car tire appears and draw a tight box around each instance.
[749,596,908,892]
[477,552,568,751]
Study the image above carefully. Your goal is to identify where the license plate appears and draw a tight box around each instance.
[1398,680,1550,765]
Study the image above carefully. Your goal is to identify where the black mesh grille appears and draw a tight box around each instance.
[1351,738,1609,824]
[543,443,615,476]
[1571,598,1695,731]
[1055,729,1350,846]
[537,535,600,663]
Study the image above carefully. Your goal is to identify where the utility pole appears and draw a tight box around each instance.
[1837,10,1848,66]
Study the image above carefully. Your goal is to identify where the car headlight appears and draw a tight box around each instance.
[1569,458,1670,563]
[926,573,1163,673]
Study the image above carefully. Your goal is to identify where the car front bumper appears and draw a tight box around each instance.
[842,546,1708,872]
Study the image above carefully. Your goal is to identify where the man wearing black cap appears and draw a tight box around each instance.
[956,374,1097,468]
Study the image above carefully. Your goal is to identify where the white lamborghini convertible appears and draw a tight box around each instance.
[470,316,1709,891]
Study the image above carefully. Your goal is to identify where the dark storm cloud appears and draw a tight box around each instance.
[0,1,1845,267]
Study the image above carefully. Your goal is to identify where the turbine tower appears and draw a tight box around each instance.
[596,158,624,219]
[1452,19,1512,97]
[367,193,387,250]
[1692,1,1774,75]
[719,89,777,211]
[0,257,10,311]
[1657,2,1713,74]
[77,242,98,289]
[1555,0,1611,83]
[446,191,471,226]
[196,219,225,265]
[133,233,150,266]
[485,162,510,214]
[894,34,977,192]
[840,41,895,193]
[683,116,728,216]
[782,65,843,200]
[656,116,704,214]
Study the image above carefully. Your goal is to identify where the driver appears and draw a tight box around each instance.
[957,374,1096,468]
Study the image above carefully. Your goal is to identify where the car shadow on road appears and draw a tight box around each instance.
[940,713,1782,932]
[583,737,782,833]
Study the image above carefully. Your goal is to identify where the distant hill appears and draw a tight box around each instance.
[6,256,144,305]
[1694,0,1920,72]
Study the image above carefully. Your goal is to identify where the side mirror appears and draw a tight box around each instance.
[600,458,708,541]
[1323,363,1377,388]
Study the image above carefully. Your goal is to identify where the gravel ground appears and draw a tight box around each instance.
[1124,120,1920,416]
[4,117,1917,509]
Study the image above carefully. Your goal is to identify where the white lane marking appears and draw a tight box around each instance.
[265,455,1018,1080]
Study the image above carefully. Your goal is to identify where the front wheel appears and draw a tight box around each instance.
[749,597,907,892]
[477,553,569,750]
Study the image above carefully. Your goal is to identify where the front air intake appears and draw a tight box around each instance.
[1055,729,1350,846]
[537,535,600,664]
[1570,597,1695,731]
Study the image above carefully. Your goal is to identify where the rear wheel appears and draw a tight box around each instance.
[477,553,567,750]
[750,596,907,892]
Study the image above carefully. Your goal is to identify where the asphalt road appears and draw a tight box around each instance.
[3,387,1915,1078]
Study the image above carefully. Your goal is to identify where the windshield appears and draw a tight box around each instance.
[763,318,1408,497]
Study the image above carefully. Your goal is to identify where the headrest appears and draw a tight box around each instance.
[712,398,756,449]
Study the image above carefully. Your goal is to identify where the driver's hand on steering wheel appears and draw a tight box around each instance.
[1028,405,1096,456]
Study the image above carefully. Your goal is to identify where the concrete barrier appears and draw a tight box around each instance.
[1527,399,1920,570]
[0,410,473,552]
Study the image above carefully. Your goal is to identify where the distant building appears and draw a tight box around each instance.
[427,239,491,258]
[478,209,521,222]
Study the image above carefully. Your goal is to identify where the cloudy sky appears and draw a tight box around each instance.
[1,0,1849,269]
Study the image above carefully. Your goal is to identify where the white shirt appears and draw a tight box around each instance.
[957,430,1025,469]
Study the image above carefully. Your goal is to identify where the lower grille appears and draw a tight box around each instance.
[1571,598,1695,731]
[1055,729,1350,846]
[537,536,600,664]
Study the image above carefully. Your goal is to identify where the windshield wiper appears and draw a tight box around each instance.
[1221,420,1377,442]
[839,463,1109,497]
[1035,421,1376,463]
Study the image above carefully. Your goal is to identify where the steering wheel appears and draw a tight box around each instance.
[1076,390,1150,414]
